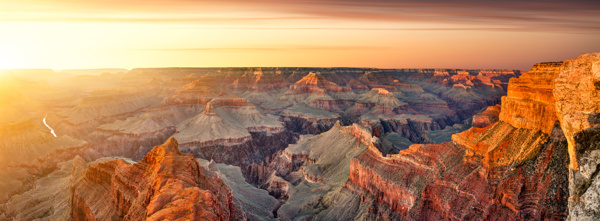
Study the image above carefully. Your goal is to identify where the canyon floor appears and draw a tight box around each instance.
[1,53,599,220]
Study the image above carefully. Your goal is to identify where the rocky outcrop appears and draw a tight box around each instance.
[164,77,227,105]
[411,123,568,220]
[280,72,356,112]
[242,122,373,218]
[229,68,291,107]
[280,104,341,134]
[230,69,289,93]
[337,60,573,220]
[176,95,285,146]
[175,95,297,166]
[500,62,562,134]
[346,88,412,116]
[1,160,74,221]
[345,143,464,217]
[0,66,540,221]
[196,159,281,221]
[553,53,600,220]
[360,114,443,143]
[70,137,246,220]
[472,105,500,128]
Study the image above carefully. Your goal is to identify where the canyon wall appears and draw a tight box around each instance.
[70,137,246,220]
[336,54,600,220]
[553,53,600,220]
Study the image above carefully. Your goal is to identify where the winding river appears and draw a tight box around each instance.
[43,113,57,137]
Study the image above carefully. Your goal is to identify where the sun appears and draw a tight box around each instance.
[0,48,17,70]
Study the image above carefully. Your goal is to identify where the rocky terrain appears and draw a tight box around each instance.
[5,55,600,221]
[69,137,246,220]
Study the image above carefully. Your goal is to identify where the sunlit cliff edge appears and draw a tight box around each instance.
[342,53,600,220]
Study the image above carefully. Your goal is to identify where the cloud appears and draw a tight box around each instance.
[127,45,387,52]
[1,0,600,32]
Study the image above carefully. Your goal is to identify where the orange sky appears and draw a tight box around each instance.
[1,0,599,70]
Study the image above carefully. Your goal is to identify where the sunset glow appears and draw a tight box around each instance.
[1,0,599,70]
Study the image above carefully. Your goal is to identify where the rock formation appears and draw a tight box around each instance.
[1,160,74,221]
[553,53,600,220]
[280,103,342,134]
[333,55,600,220]
[175,94,297,166]
[471,105,501,128]
[279,72,356,114]
[197,158,281,221]
[243,122,373,219]
[0,66,536,220]
[70,137,246,220]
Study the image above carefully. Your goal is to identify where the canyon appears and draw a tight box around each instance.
[0,53,598,220]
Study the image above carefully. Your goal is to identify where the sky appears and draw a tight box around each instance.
[0,0,599,70]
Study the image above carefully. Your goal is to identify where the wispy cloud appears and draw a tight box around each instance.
[2,0,599,32]
[127,45,387,52]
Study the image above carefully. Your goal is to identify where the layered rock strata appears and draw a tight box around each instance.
[243,122,373,219]
[472,105,501,128]
[70,137,246,220]
[175,95,297,166]
[553,53,600,220]
[280,104,341,134]
[340,59,573,220]
[280,72,356,112]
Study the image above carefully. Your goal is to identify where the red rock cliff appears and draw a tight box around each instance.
[70,137,246,221]
[553,53,600,220]
[343,59,573,220]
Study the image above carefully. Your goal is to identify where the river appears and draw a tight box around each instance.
[43,113,57,137]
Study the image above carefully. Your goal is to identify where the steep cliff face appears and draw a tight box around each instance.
[0,66,542,220]
[164,77,227,105]
[345,143,464,218]
[338,60,573,220]
[230,69,289,93]
[553,53,600,220]
[280,72,356,112]
[242,122,372,219]
[229,68,291,107]
[174,95,297,166]
[500,62,562,134]
[70,137,246,221]
[412,123,568,220]
[472,105,500,128]
[281,103,342,134]
[346,88,412,116]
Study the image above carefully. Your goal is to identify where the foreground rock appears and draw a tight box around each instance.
[321,58,573,220]
[0,160,74,221]
[70,137,246,220]
[553,53,600,220]
[471,105,500,128]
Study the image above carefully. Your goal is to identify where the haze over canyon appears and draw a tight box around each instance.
[0,52,598,220]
